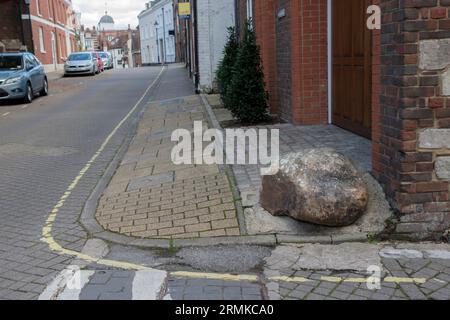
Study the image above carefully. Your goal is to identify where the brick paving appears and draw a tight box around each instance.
[165,277,263,300]
[95,96,240,239]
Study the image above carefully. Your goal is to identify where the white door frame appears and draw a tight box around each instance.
[327,0,333,125]
[51,32,57,70]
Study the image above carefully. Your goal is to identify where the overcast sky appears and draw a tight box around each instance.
[72,0,147,29]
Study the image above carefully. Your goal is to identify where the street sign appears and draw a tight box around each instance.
[178,2,191,19]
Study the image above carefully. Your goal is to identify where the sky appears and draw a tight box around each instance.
[72,0,147,29]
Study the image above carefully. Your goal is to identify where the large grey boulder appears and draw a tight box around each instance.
[260,149,368,227]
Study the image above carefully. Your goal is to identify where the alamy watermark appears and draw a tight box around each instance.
[171,121,280,176]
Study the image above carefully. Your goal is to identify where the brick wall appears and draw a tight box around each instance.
[254,0,278,115]
[251,0,328,124]
[0,0,32,52]
[372,0,383,184]
[377,0,450,240]
[290,0,328,125]
[276,0,293,121]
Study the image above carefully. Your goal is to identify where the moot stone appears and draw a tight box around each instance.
[260,149,369,227]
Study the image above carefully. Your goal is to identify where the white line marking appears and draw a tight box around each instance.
[2,112,10,116]
[39,267,94,300]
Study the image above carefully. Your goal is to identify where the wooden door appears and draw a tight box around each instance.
[332,0,372,139]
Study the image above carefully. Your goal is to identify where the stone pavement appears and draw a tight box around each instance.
[95,95,240,239]
[39,242,450,300]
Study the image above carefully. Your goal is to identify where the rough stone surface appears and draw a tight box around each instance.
[419,39,450,70]
[436,157,450,180]
[246,173,391,236]
[261,149,369,227]
[419,129,450,149]
[266,244,381,271]
[443,68,450,96]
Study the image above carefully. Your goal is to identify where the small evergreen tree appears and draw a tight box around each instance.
[227,21,269,124]
[216,27,239,106]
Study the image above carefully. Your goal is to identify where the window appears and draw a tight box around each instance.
[36,0,42,16]
[39,27,45,53]
[48,0,53,19]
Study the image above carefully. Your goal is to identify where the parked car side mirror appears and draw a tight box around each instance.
[26,64,33,71]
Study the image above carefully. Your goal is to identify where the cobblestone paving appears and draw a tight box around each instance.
[95,96,240,239]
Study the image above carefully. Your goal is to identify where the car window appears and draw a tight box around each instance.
[68,53,92,61]
[30,55,41,66]
[0,55,24,70]
[25,55,36,69]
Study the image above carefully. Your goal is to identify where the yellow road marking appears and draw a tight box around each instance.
[169,273,427,285]
[41,66,166,271]
[171,271,259,282]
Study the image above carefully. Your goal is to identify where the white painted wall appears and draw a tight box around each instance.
[196,0,235,91]
[138,0,175,64]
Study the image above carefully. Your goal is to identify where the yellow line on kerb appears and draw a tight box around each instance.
[169,273,427,285]
[41,67,166,271]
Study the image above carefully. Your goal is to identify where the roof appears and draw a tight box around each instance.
[99,14,114,24]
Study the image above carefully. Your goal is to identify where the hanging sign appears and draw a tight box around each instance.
[178,2,191,19]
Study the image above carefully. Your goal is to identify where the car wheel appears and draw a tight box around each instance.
[40,78,49,96]
[23,83,33,103]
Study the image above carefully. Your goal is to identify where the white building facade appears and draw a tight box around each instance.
[196,0,235,91]
[138,0,175,65]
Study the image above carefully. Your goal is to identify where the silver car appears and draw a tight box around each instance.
[0,52,48,103]
[64,52,99,76]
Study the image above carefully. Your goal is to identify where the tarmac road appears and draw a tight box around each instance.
[0,67,163,299]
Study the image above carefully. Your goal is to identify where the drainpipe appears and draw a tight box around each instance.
[50,0,61,67]
[162,7,167,64]
[193,0,200,93]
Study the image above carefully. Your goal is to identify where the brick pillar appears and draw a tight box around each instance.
[290,0,328,125]
[378,0,450,240]
[254,0,278,115]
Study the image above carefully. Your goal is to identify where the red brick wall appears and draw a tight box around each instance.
[254,0,278,115]
[252,0,328,124]
[378,0,450,240]
[372,0,382,182]
[0,0,33,52]
[291,0,328,125]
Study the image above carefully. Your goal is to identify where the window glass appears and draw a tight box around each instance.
[0,55,23,70]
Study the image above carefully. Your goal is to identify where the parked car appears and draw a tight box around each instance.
[93,52,104,73]
[64,52,99,76]
[0,52,48,103]
[99,52,113,70]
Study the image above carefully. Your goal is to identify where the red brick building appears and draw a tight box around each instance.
[240,0,450,240]
[0,0,78,72]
